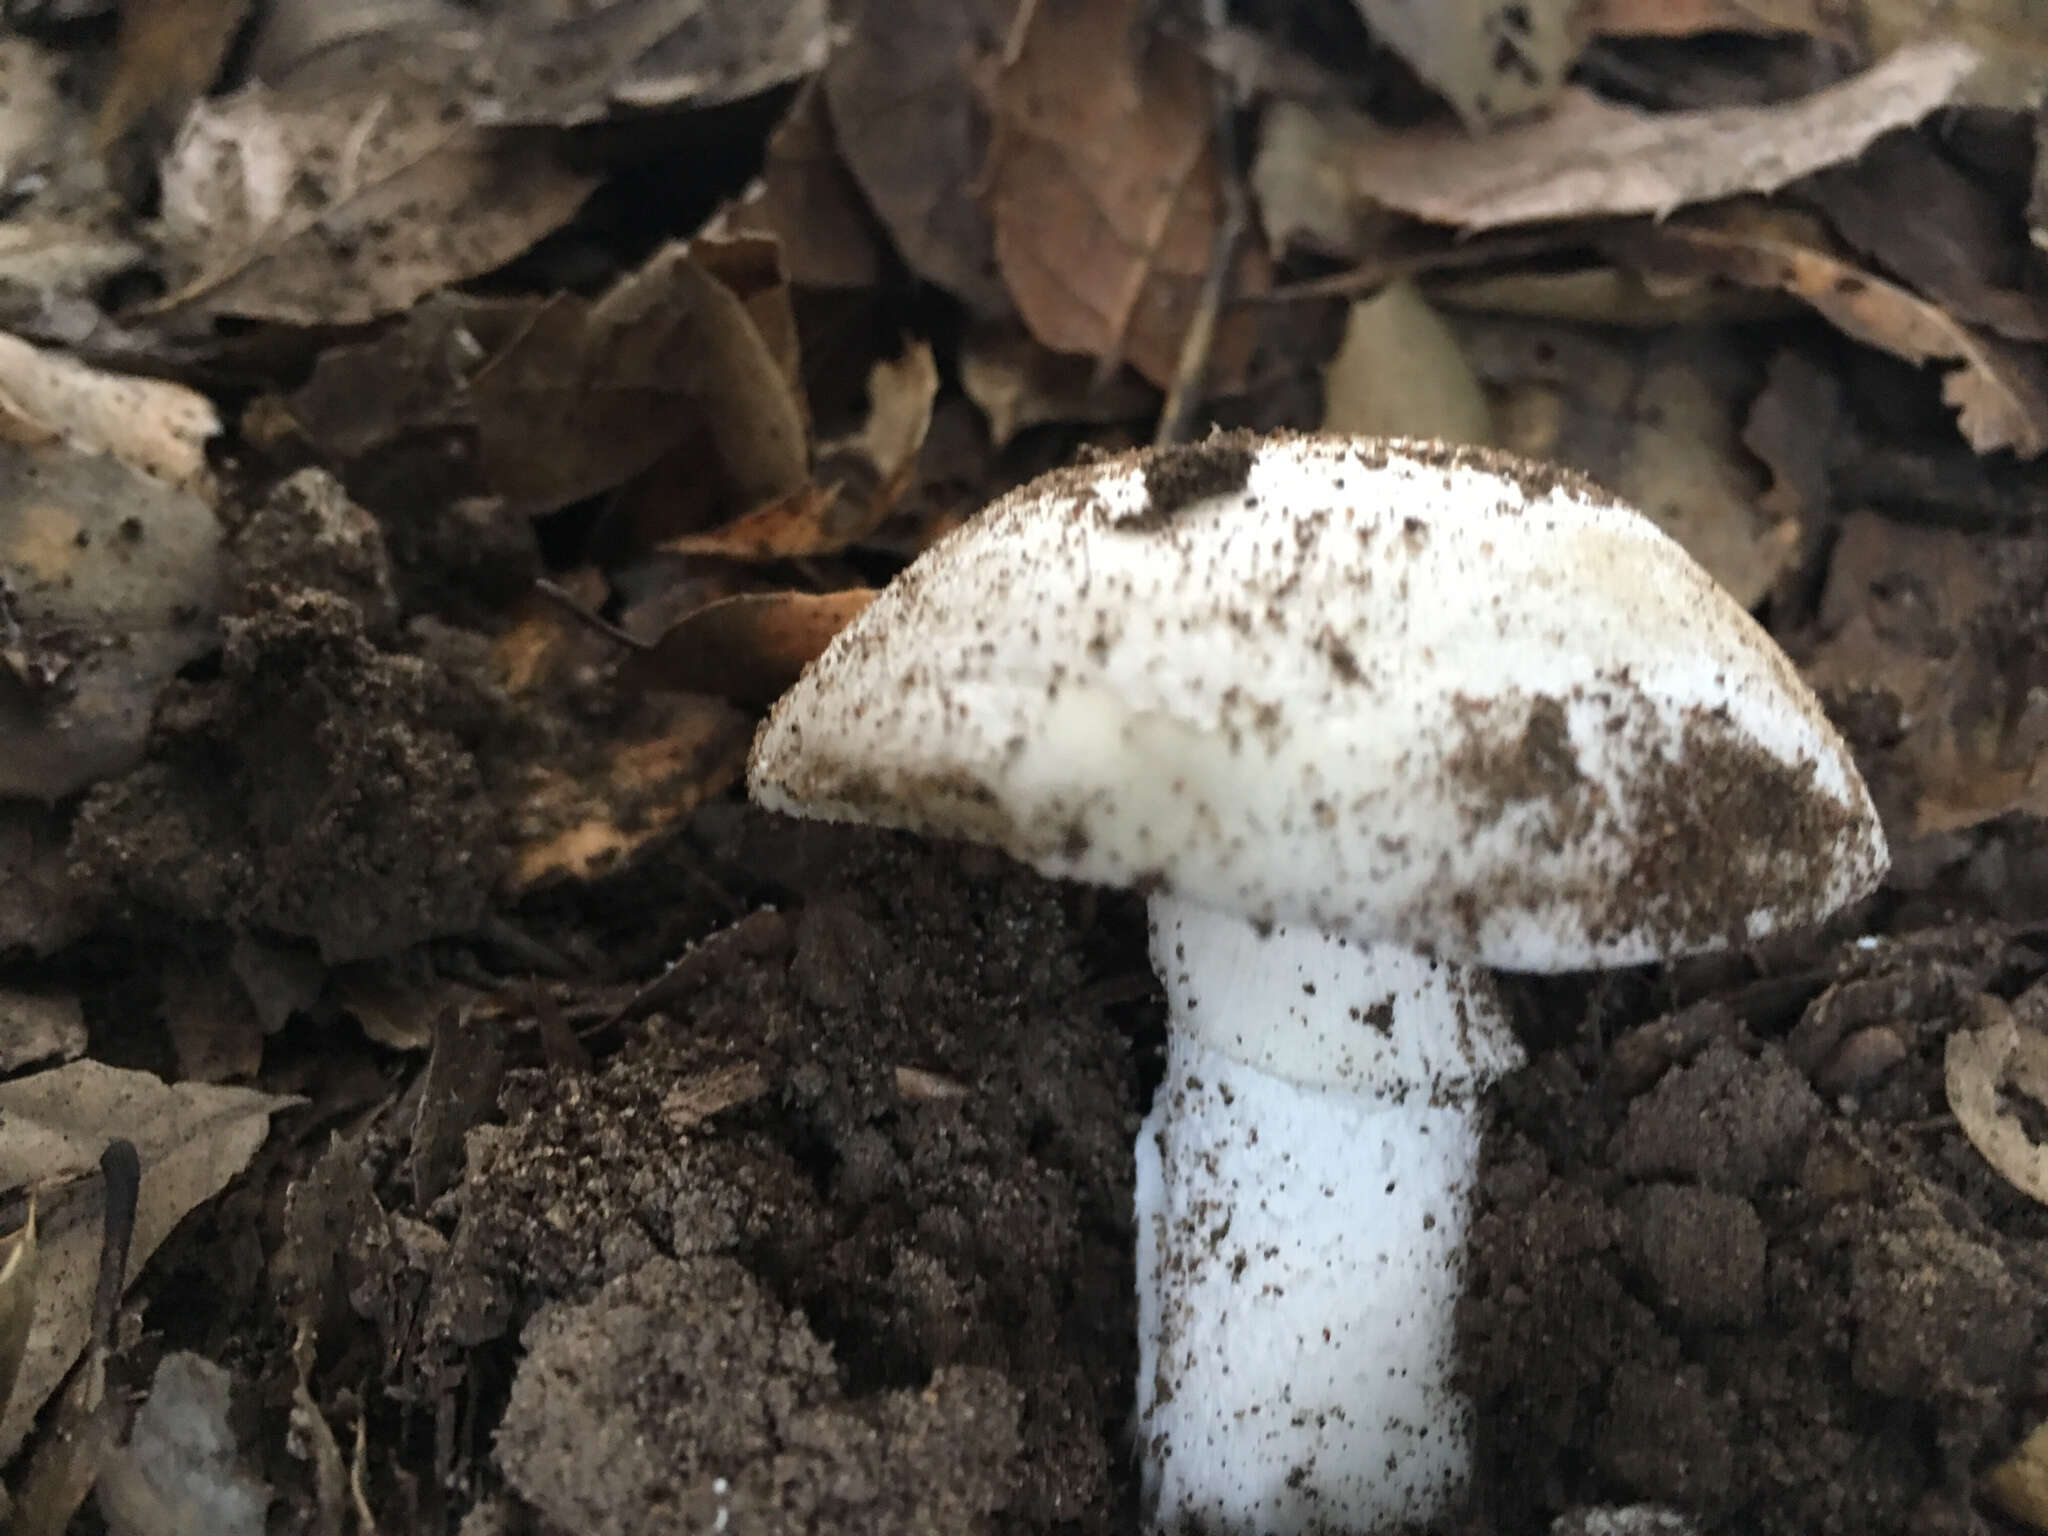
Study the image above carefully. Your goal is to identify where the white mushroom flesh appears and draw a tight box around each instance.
[1137,896,1522,1534]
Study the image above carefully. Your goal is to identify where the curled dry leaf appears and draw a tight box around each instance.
[1348,0,1577,128]
[149,35,596,325]
[0,331,218,491]
[1333,39,1978,232]
[983,0,1269,388]
[1945,995,2048,1206]
[631,588,878,708]
[0,1061,296,1460]
[662,342,938,560]
[1609,204,2048,458]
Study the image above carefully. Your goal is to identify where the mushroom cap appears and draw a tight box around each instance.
[749,433,1887,970]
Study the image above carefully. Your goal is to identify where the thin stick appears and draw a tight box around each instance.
[1155,0,1245,447]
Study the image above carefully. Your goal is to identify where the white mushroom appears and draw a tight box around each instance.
[747,432,1888,1534]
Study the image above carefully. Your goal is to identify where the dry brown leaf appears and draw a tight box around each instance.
[476,0,830,124]
[960,322,1157,447]
[506,695,752,891]
[0,417,223,801]
[1320,280,1492,443]
[1457,317,1796,606]
[1804,513,2048,837]
[1350,0,1577,127]
[824,0,1012,311]
[1945,995,2048,1205]
[0,331,218,491]
[1802,129,2048,342]
[631,589,877,707]
[94,0,251,157]
[984,0,1269,388]
[1609,205,2048,457]
[1579,0,1850,38]
[0,1061,296,1460]
[660,343,938,560]
[281,239,808,519]
[720,84,886,291]
[1338,39,1978,231]
[148,36,596,325]
[466,240,808,517]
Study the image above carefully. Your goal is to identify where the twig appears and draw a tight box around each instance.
[1154,0,1245,447]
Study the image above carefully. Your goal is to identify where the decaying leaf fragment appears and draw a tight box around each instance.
[494,586,753,893]
[630,588,878,707]
[1804,514,2048,837]
[150,34,596,325]
[1610,204,2048,458]
[0,1062,296,1460]
[1945,995,2048,1206]
[983,0,1269,388]
[1332,39,1978,231]
[661,342,938,560]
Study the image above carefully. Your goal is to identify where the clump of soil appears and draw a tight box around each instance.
[69,471,518,962]
[1460,927,2048,1535]
[379,824,1147,1535]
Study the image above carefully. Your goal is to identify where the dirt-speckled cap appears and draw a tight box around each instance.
[749,431,1888,970]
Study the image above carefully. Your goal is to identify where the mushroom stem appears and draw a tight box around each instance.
[1134,896,1525,1534]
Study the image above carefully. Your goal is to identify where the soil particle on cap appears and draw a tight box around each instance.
[1132,431,1258,526]
[1446,693,1593,844]
[430,823,1144,1534]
